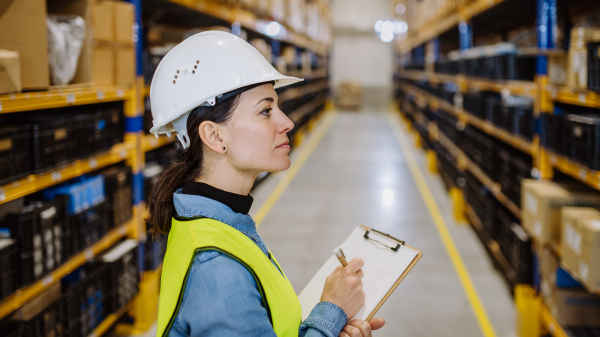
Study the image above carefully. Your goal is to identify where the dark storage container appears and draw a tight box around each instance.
[566,114,600,170]
[102,240,139,315]
[540,113,567,156]
[100,166,133,229]
[0,125,31,186]
[0,239,18,299]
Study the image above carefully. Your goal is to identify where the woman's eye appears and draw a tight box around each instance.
[261,108,272,116]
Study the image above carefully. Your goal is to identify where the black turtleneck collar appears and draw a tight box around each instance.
[182,181,253,215]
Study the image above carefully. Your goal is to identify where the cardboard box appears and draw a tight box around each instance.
[548,288,600,327]
[548,53,568,86]
[93,47,114,85]
[521,179,600,243]
[0,0,49,90]
[561,207,600,292]
[113,1,134,44]
[115,47,134,85]
[92,0,114,42]
[567,28,600,89]
[0,49,21,94]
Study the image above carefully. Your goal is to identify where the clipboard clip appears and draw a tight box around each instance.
[363,229,405,252]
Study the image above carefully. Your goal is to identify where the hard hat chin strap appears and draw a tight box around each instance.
[172,112,191,151]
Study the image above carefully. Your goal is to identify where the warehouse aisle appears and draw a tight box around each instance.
[251,110,516,337]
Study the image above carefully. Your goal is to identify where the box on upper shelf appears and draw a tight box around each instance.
[568,27,600,89]
[0,0,49,91]
[0,49,21,94]
[522,179,600,243]
[561,207,600,293]
[92,0,134,44]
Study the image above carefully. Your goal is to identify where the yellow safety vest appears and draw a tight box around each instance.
[156,216,302,337]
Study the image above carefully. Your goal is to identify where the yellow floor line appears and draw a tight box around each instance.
[385,110,498,337]
[254,111,337,226]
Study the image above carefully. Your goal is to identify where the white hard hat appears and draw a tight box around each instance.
[149,31,303,149]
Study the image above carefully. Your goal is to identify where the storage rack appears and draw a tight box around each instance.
[394,0,599,335]
[0,0,331,335]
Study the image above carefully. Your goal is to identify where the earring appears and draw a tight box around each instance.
[223,147,226,150]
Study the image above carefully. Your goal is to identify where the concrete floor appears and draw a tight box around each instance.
[251,109,516,337]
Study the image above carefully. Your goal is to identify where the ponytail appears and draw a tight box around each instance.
[147,95,241,236]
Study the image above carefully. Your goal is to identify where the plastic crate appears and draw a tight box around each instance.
[541,113,567,156]
[566,114,600,170]
[463,92,486,119]
[588,42,600,92]
[102,240,139,315]
[0,125,30,186]
[101,166,133,229]
[0,239,18,300]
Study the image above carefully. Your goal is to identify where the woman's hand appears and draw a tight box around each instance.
[320,257,365,319]
[340,318,386,337]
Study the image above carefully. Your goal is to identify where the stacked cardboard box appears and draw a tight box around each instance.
[91,0,135,86]
[0,50,21,94]
[521,179,600,243]
[336,81,362,110]
[561,207,600,292]
[0,0,49,91]
[568,27,600,90]
[538,246,600,327]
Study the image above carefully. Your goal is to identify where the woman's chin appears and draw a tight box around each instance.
[267,158,291,172]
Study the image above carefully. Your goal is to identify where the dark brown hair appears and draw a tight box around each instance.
[147,95,240,236]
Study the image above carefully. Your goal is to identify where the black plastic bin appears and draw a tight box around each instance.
[0,125,30,186]
[566,114,600,170]
[540,114,567,156]
[102,240,139,315]
[588,42,600,92]
[0,239,18,300]
[101,166,133,229]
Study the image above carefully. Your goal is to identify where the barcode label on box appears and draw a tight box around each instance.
[85,249,94,261]
[89,159,98,168]
[42,275,53,286]
[51,172,62,182]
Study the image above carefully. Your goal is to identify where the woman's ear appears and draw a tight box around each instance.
[198,121,227,154]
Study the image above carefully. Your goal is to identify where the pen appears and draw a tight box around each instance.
[334,247,348,267]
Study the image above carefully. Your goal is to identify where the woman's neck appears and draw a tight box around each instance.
[196,162,257,196]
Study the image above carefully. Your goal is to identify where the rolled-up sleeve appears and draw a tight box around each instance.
[169,251,347,337]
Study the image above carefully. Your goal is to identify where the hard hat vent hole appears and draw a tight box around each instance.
[175,75,178,79]
[194,65,197,69]
[196,60,200,64]
[192,70,195,74]
[173,80,176,84]
[177,70,180,74]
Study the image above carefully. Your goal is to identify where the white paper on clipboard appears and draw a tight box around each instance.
[297,225,421,321]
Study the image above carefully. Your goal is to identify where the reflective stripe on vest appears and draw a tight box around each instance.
[156,217,302,337]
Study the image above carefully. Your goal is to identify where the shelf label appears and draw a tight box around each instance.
[97,91,105,100]
[119,226,127,235]
[51,172,62,182]
[117,90,124,98]
[42,275,53,286]
[66,93,75,104]
[150,138,158,148]
[120,150,127,158]
[84,248,94,261]
[579,94,586,104]
[579,169,587,180]
[0,101,3,111]
[0,187,5,202]
[89,159,98,168]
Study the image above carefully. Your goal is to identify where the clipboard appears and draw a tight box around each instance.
[297,225,422,322]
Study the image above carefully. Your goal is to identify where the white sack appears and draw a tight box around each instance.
[47,15,86,85]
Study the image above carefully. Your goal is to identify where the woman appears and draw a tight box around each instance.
[147,31,385,337]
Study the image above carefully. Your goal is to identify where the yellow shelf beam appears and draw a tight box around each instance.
[396,0,508,54]
[0,142,136,205]
[0,85,134,114]
[161,0,328,55]
[549,86,600,109]
[89,301,134,337]
[0,221,135,320]
[540,303,569,337]
[399,70,538,97]
[546,149,600,191]
[399,82,536,155]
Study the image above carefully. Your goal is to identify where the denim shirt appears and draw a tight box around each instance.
[168,188,348,337]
